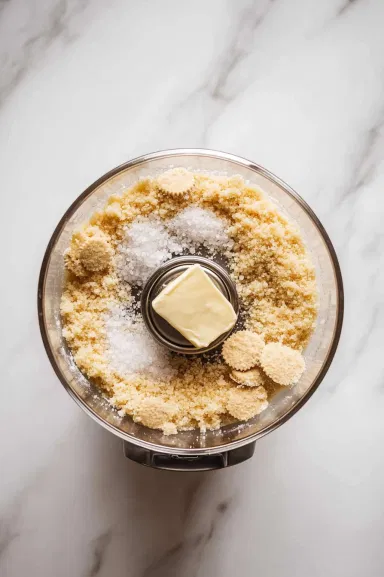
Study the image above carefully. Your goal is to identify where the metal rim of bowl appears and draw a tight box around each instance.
[37,148,344,456]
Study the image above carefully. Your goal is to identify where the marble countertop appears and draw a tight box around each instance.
[1,0,384,575]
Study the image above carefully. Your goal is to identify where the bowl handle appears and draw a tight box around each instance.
[123,441,255,471]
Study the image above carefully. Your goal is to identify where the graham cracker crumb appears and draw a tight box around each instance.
[64,226,113,277]
[80,238,112,272]
[260,342,305,386]
[230,367,266,388]
[133,397,179,431]
[157,168,195,195]
[226,386,268,421]
[222,330,265,370]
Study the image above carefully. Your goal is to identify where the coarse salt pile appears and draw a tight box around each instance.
[105,305,175,381]
[167,206,233,253]
[116,217,182,286]
[116,208,232,286]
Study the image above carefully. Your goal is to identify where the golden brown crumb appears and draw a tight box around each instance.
[79,238,112,272]
[222,330,265,370]
[260,342,305,386]
[230,367,266,388]
[133,397,179,431]
[64,226,113,277]
[157,168,195,195]
[61,170,317,434]
[226,386,268,421]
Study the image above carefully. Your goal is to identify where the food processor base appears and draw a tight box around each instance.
[123,441,256,471]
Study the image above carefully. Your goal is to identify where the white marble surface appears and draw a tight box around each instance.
[1,0,384,575]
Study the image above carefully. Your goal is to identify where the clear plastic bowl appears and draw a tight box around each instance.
[38,149,343,470]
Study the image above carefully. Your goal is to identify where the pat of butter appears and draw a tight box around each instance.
[152,264,237,348]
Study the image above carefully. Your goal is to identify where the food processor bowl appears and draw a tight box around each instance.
[38,149,343,471]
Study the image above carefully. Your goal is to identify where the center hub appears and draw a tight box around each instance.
[141,256,239,354]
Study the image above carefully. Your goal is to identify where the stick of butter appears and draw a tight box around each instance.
[152,264,237,348]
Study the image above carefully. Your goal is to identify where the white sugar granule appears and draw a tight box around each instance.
[105,305,175,381]
[167,206,233,252]
[116,217,182,286]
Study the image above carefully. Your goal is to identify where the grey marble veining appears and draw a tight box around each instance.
[0,0,107,106]
[0,0,384,576]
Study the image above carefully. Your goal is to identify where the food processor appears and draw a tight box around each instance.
[38,149,343,471]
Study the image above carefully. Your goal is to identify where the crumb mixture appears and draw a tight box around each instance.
[226,386,269,421]
[157,167,195,195]
[260,342,305,386]
[222,330,265,370]
[61,169,317,434]
[230,367,266,388]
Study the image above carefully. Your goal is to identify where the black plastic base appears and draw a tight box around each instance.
[123,441,256,471]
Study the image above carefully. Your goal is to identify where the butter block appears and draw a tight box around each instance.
[152,264,237,348]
